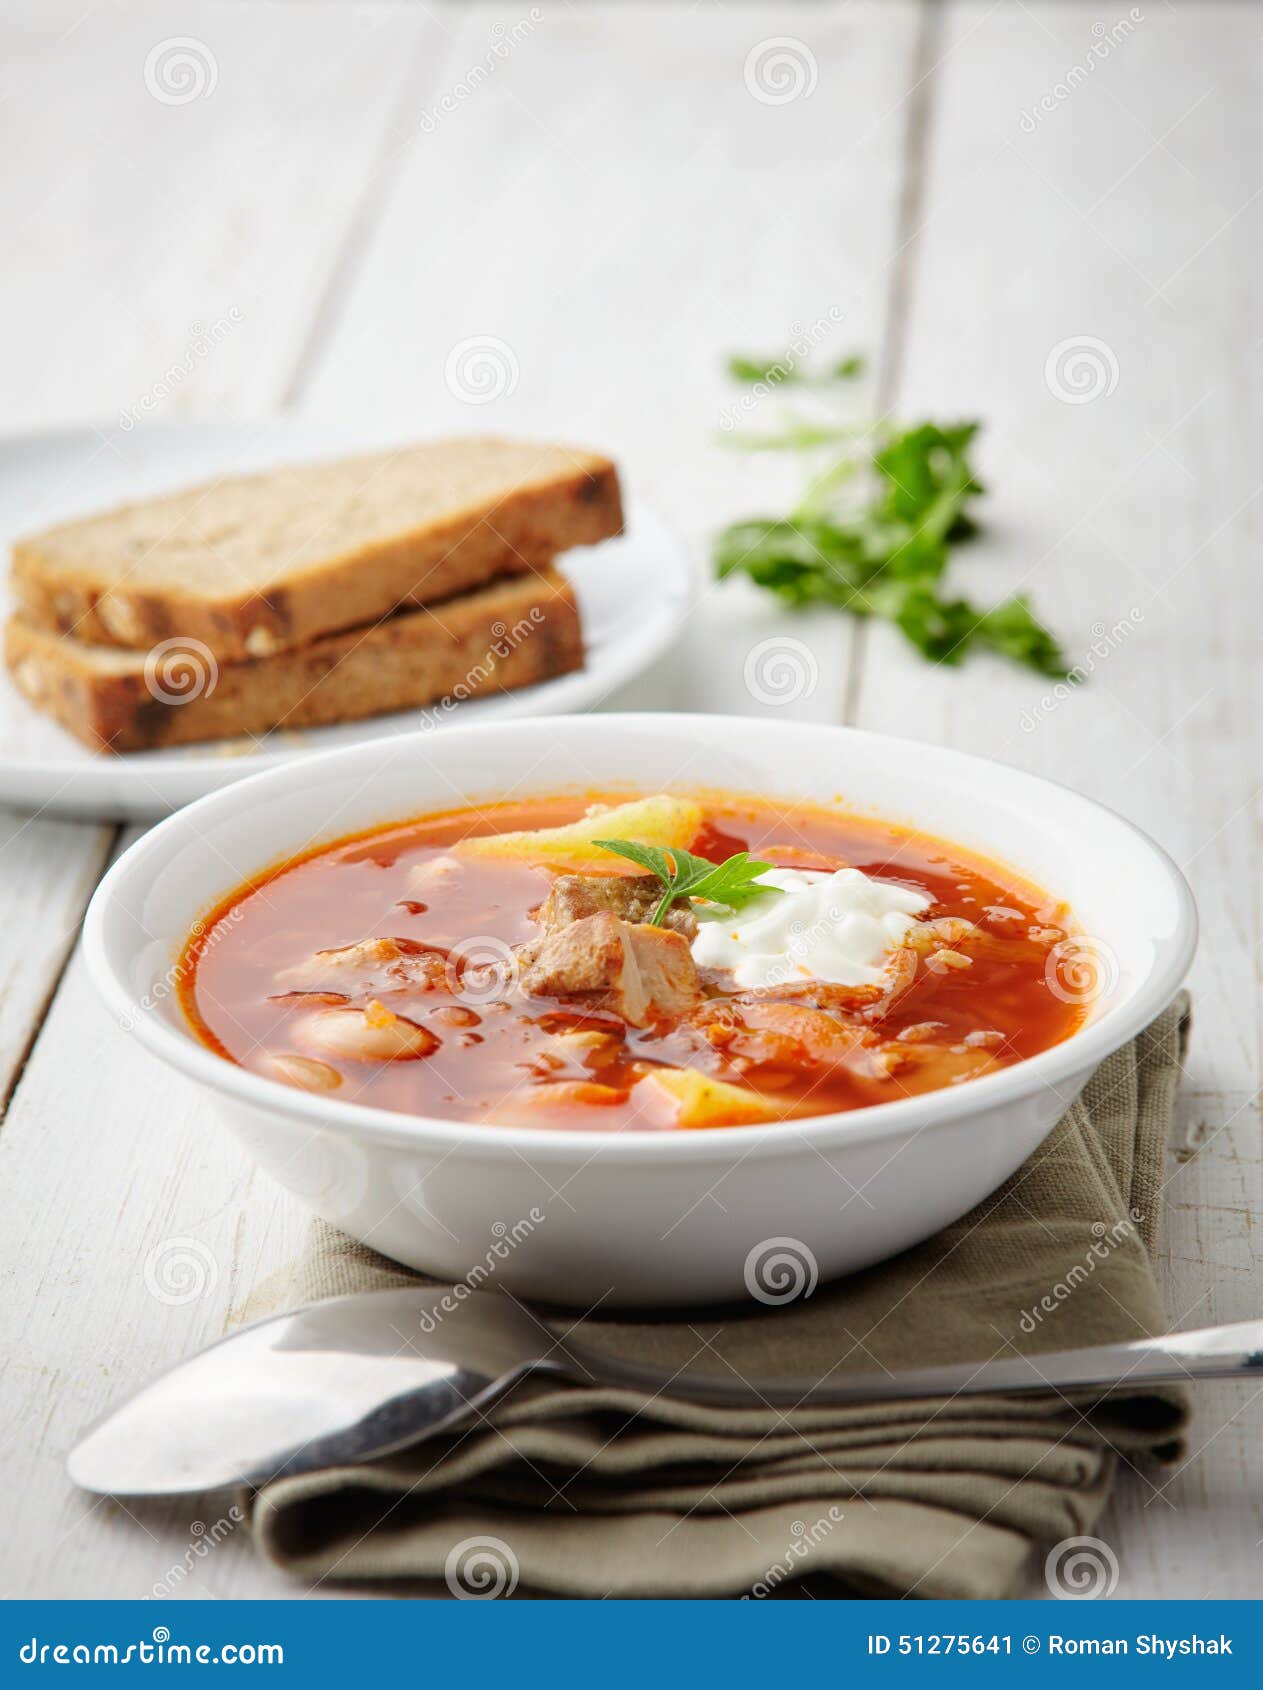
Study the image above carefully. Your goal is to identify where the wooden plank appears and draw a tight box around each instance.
[0,0,926,1597]
[18,0,1253,1603]
[0,0,426,1107]
[2,0,427,428]
[0,815,114,1117]
[0,888,309,1597]
[0,0,431,1598]
[849,0,1263,1596]
[298,0,926,725]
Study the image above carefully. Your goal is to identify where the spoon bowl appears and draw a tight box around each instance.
[68,1288,564,1497]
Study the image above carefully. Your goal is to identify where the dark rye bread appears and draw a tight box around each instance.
[11,438,620,661]
[5,569,583,754]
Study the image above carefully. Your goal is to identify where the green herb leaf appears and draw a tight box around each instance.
[725,351,867,390]
[714,384,1071,678]
[726,354,797,386]
[588,838,679,882]
[974,595,1073,678]
[591,840,782,927]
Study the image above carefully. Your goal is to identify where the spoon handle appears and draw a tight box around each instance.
[568,1318,1263,1408]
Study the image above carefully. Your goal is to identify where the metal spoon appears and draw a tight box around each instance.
[67,1286,1263,1497]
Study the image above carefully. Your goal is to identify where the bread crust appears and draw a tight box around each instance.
[5,570,584,754]
[12,442,620,661]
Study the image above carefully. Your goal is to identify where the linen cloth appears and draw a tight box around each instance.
[251,996,1191,1599]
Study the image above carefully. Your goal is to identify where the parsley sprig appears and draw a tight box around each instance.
[591,840,781,927]
[715,351,1070,677]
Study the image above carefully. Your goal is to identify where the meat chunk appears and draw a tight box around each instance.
[276,937,447,996]
[694,1000,878,1070]
[533,873,698,939]
[517,912,701,1027]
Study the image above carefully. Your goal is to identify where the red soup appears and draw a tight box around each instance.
[179,791,1087,1131]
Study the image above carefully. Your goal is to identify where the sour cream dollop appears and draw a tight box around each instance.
[689,867,931,990]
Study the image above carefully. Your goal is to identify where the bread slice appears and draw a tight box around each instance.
[12,438,619,661]
[5,569,584,754]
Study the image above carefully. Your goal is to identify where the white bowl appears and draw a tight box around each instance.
[83,714,1196,1307]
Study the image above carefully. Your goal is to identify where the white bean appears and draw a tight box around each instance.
[266,1052,343,1092]
[298,1006,438,1063]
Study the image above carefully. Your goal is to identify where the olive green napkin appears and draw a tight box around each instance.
[251,995,1191,1599]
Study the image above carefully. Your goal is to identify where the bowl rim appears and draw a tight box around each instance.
[83,711,1198,1165]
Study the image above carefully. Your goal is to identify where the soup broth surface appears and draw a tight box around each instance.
[181,793,1086,1131]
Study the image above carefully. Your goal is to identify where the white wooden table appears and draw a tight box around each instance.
[2,0,1259,1600]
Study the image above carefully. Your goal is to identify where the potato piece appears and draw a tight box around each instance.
[636,1066,782,1129]
[547,1027,616,1053]
[459,795,703,868]
[298,1004,439,1063]
[543,1028,624,1067]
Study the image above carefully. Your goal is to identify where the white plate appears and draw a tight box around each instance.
[0,421,690,821]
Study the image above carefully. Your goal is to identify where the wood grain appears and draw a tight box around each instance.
[0,0,432,1123]
[0,0,924,1598]
[849,0,1263,1595]
[1,0,1258,1600]
[0,0,434,1599]
[296,0,924,725]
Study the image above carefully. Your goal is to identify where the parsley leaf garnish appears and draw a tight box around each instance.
[590,840,782,927]
[714,353,1070,678]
